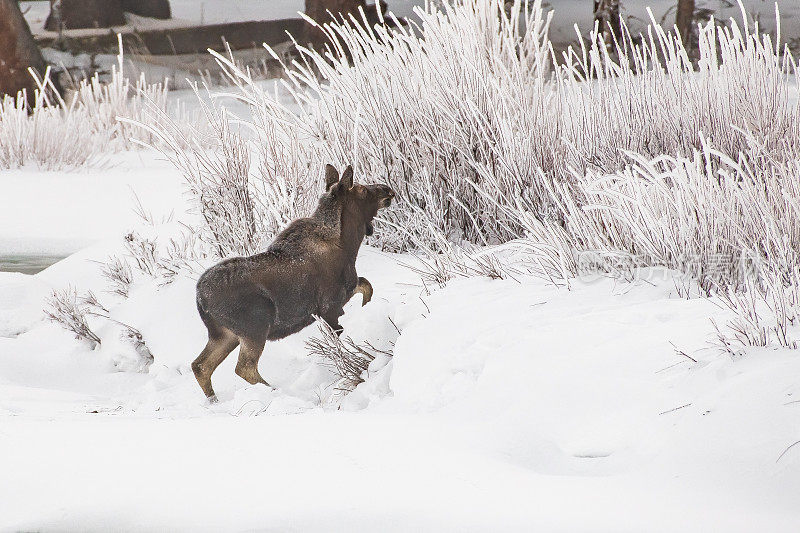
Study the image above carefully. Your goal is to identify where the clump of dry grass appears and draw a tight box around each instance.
[100,256,134,298]
[0,39,208,171]
[306,316,392,392]
[45,288,154,367]
[105,230,210,289]
[44,287,102,348]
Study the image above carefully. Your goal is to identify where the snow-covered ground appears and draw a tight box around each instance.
[4,3,800,526]
[0,151,193,256]
[1,151,799,531]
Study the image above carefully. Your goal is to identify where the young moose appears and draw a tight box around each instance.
[192,164,395,401]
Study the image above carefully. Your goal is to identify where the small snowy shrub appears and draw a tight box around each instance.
[100,256,134,298]
[306,317,392,392]
[156,233,212,283]
[123,231,160,277]
[44,288,103,348]
[0,43,202,171]
[45,288,154,369]
[104,230,210,290]
[711,272,800,351]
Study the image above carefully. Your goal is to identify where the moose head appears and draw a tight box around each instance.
[323,164,395,237]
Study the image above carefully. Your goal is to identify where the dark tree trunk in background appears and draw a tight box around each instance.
[45,0,126,30]
[593,0,621,50]
[122,0,171,20]
[0,0,48,103]
[304,0,365,51]
[675,0,696,54]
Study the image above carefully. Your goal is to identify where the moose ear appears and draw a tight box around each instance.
[325,164,339,191]
[339,165,354,190]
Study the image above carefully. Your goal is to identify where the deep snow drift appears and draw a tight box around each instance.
[1,151,799,531]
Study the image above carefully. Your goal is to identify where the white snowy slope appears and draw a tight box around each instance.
[0,151,194,256]
[1,223,800,530]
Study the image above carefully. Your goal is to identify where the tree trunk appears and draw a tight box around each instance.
[304,0,365,51]
[593,0,621,50]
[675,0,695,49]
[45,0,126,30]
[122,0,171,20]
[0,0,48,103]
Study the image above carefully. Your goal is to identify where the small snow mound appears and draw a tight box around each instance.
[122,365,203,412]
[41,48,92,71]
[341,297,398,349]
[231,384,277,416]
[229,386,318,416]
[96,321,154,373]
[264,394,317,416]
[340,358,393,411]
[0,272,51,337]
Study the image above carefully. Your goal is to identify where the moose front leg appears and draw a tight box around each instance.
[322,308,344,336]
[354,277,373,306]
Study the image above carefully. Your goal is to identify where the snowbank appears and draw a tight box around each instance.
[0,151,194,256]
[1,229,800,530]
[1,148,799,529]
[4,2,800,528]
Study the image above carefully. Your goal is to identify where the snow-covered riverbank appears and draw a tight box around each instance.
[3,0,800,527]
[1,151,799,531]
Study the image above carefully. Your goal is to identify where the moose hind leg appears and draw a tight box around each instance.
[235,335,271,387]
[192,330,239,401]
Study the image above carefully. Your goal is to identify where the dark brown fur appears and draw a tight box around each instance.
[192,165,394,400]
[0,0,48,105]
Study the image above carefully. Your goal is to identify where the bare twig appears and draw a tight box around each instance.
[669,341,698,363]
[306,317,393,392]
[44,288,102,348]
[659,403,692,415]
[776,440,800,463]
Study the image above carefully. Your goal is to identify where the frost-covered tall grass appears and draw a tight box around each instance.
[139,0,800,348]
[197,0,798,250]
[0,44,197,171]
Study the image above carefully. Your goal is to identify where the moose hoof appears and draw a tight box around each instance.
[355,277,373,306]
